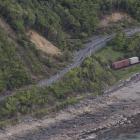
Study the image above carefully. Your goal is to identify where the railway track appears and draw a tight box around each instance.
[38,27,140,87]
[0,27,140,102]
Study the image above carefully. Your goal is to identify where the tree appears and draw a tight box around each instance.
[111,32,127,51]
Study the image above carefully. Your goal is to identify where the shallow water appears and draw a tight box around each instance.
[114,133,140,140]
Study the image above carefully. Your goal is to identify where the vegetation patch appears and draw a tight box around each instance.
[0,27,31,93]
[96,32,140,80]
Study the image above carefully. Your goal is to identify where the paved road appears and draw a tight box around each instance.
[38,27,140,87]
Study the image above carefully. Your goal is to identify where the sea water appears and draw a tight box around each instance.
[114,133,140,140]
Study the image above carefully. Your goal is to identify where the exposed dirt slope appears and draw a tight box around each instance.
[27,30,61,56]
[0,18,61,56]
[100,12,132,27]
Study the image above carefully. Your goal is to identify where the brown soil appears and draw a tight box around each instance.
[99,12,132,27]
[27,30,62,56]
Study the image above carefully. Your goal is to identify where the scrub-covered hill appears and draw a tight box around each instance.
[0,0,140,129]
[0,21,65,93]
[0,0,140,48]
[0,0,140,103]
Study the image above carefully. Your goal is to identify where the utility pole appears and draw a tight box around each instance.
[111,0,113,13]
[117,0,120,11]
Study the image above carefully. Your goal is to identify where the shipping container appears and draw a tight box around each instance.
[112,59,130,69]
[129,57,139,65]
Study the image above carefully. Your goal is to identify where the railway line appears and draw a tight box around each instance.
[0,28,140,102]
[38,27,140,87]
[0,28,140,140]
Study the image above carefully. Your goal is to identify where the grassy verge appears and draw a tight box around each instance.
[0,96,80,128]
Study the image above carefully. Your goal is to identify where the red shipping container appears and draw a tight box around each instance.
[112,59,130,69]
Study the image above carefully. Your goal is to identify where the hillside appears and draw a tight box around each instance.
[0,22,65,93]
[0,0,140,130]
[0,26,30,92]
[0,0,140,92]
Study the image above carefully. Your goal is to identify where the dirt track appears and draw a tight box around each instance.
[0,73,140,140]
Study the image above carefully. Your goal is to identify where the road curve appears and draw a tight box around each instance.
[38,27,140,87]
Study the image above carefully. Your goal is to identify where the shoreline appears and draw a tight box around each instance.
[0,73,140,140]
[97,113,140,140]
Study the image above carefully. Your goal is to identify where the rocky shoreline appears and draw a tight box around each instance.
[1,73,140,140]
[97,113,140,140]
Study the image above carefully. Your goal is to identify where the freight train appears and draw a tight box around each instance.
[112,57,140,69]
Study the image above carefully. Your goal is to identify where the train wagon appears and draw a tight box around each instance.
[112,59,130,69]
[112,56,140,70]
[129,57,139,65]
